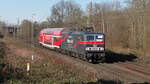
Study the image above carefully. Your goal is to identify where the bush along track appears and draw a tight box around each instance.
[0,41,6,83]
[0,41,24,83]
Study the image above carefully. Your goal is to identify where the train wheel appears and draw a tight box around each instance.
[98,57,105,63]
[66,51,69,55]
[92,59,97,64]
[75,53,79,58]
[62,49,66,54]
[78,54,81,59]
[64,50,66,54]
[69,51,72,56]
[91,56,98,64]
[72,52,76,57]
[82,55,87,61]
[88,59,92,63]
[59,49,63,53]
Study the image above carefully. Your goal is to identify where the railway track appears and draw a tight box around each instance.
[5,39,150,83]
[104,63,150,82]
[32,42,150,83]
[87,62,150,83]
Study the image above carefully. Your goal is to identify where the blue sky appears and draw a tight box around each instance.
[0,0,123,24]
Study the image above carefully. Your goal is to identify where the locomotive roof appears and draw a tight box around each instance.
[41,28,73,34]
[40,28,104,35]
[71,31,104,35]
[41,28,64,32]
[41,28,73,32]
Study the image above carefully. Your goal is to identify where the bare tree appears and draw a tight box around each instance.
[48,0,83,28]
[45,0,150,54]
[18,20,32,43]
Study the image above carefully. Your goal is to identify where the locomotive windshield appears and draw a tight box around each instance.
[96,35,104,42]
[86,35,104,42]
[87,36,94,41]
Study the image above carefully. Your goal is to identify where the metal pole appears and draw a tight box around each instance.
[31,13,36,47]
[17,18,19,40]
[0,16,2,32]
[0,16,2,33]
[31,13,35,63]
[87,0,92,27]
[101,5,105,33]
[0,16,1,22]
[47,22,48,28]
[31,15,33,46]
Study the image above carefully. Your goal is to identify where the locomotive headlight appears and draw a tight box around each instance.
[98,35,104,38]
[99,47,104,51]
[97,39,103,42]
[86,47,90,50]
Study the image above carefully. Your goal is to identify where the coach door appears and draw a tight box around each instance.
[53,36,60,48]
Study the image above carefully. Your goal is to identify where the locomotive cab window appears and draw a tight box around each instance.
[96,35,104,42]
[86,35,94,41]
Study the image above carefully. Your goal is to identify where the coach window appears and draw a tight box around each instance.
[54,37,59,42]
[40,36,43,39]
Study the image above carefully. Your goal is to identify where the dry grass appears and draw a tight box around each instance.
[1,38,98,84]
[0,40,24,83]
[1,38,126,84]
